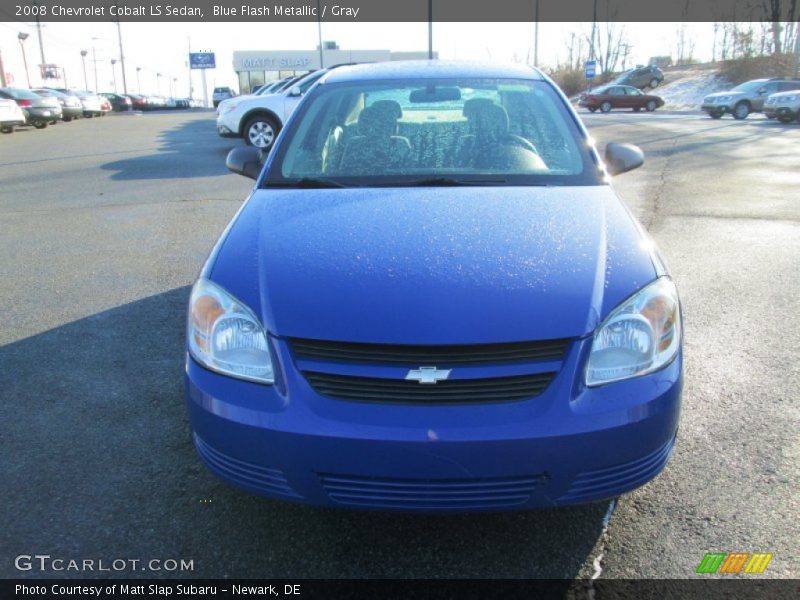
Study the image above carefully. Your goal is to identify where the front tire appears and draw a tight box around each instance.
[588,107,597,113]
[777,113,795,124]
[244,115,278,150]
[63,116,72,122]
[733,102,750,120]
[1,125,14,134]
[709,110,723,119]
[33,121,48,129]
[646,100,657,112]
[650,78,660,89]
[600,101,612,113]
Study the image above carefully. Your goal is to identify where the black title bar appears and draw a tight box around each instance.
[4,0,800,23]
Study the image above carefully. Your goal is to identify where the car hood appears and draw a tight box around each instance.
[706,91,745,100]
[209,186,659,344]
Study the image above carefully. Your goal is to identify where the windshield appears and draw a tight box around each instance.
[6,88,42,100]
[732,81,766,92]
[265,77,598,187]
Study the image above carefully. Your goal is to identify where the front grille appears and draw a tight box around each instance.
[304,371,555,404]
[291,337,569,365]
[319,472,548,510]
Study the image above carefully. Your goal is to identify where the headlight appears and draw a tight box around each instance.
[783,95,797,102]
[187,278,274,384]
[586,277,681,386]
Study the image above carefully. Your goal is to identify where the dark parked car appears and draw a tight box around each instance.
[126,94,149,110]
[0,88,62,128]
[579,84,665,113]
[613,65,664,89]
[100,93,133,112]
[32,88,83,121]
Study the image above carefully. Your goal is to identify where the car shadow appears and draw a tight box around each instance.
[0,287,608,579]
[100,116,235,181]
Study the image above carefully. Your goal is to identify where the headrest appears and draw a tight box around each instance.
[462,97,498,119]
[466,101,509,139]
[369,99,403,119]
[358,104,399,137]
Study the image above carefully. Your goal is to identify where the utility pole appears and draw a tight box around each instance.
[590,0,598,60]
[136,67,142,93]
[35,5,46,83]
[111,58,117,92]
[187,36,192,99]
[91,37,100,93]
[115,18,128,95]
[80,50,88,90]
[533,0,539,66]
[428,0,433,59]
[316,0,324,68]
[19,32,31,87]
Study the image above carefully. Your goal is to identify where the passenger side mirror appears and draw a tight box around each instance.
[604,143,644,176]
[226,147,263,180]
[289,86,303,97]
[758,87,767,95]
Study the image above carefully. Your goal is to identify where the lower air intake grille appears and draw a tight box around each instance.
[304,371,555,404]
[319,473,548,510]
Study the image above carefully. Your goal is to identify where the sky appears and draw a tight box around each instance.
[0,21,716,96]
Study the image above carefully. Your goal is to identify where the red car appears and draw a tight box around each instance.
[579,84,665,113]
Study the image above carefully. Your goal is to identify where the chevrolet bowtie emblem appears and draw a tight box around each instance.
[405,366,452,384]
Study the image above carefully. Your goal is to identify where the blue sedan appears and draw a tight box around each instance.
[185,61,682,511]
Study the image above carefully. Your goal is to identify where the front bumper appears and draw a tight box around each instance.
[185,336,683,512]
[774,106,799,121]
[701,103,730,115]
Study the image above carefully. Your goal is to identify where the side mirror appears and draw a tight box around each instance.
[226,146,263,180]
[289,86,302,97]
[758,88,767,95]
[604,142,644,176]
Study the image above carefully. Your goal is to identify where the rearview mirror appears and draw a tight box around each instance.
[289,86,302,97]
[226,147,263,180]
[604,142,644,176]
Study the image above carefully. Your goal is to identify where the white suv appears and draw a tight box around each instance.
[216,70,327,150]
[212,87,235,108]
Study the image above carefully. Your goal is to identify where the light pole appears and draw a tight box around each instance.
[115,19,128,95]
[136,67,142,93]
[18,32,31,88]
[80,50,88,90]
[316,0,324,68]
[91,37,100,93]
[156,72,162,95]
[427,0,433,59]
[34,3,46,82]
[111,58,117,92]
[533,0,539,67]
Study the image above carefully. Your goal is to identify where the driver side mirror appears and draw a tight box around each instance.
[226,146,264,180]
[604,142,644,176]
[289,86,303,97]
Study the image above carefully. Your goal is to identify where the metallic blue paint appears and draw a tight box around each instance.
[186,61,683,511]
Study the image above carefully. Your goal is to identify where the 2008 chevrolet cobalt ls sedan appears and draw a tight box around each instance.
[186,61,682,511]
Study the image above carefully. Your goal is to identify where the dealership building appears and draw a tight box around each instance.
[232,47,433,92]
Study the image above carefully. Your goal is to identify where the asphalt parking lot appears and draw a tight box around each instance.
[1,110,797,579]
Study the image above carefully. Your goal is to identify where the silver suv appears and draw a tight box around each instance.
[701,78,800,119]
[764,90,800,123]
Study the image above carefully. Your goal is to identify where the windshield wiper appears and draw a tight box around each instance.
[268,177,348,189]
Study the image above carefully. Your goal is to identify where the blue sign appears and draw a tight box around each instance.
[584,60,597,80]
[189,52,216,69]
